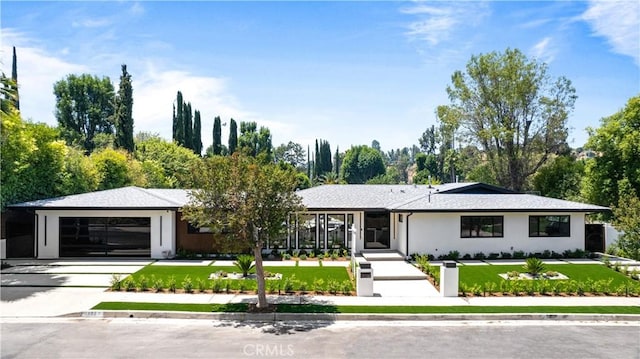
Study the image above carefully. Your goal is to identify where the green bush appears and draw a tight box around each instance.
[136,275,148,292]
[523,257,546,276]
[122,278,135,292]
[167,276,177,293]
[110,274,122,291]
[233,255,255,277]
[211,279,223,293]
[182,276,193,293]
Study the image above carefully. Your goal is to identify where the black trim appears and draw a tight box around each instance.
[438,183,519,194]
[7,206,181,211]
[390,209,607,213]
[44,216,47,246]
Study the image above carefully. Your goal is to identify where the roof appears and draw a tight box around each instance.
[8,187,190,210]
[298,182,608,213]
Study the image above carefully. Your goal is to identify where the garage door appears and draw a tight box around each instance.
[59,217,150,257]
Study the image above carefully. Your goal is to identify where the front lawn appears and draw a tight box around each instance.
[113,265,353,294]
[458,264,640,296]
[92,302,640,315]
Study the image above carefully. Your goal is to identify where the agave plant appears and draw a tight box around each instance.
[234,254,255,277]
[523,257,546,277]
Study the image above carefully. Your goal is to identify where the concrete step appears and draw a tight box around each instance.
[361,251,405,261]
[369,261,428,281]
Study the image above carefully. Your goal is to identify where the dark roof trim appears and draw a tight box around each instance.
[390,208,609,213]
[22,207,181,211]
[437,182,519,194]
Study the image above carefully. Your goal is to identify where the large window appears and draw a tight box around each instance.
[461,216,503,238]
[529,215,570,237]
[60,217,150,257]
[297,214,317,249]
[327,214,346,249]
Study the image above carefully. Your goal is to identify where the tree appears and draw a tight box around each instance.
[135,136,203,188]
[183,154,303,309]
[212,116,222,155]
[11,46,19,110]
[53,74,116,153]
[533,155,584,200]
[612,191,640,260]
[193,110,202,155]
[340,145,386,184]
[442,48,576,191]
[228,118,238,154]
[274,141,306,169]
[238,121,273,162]
[582,96,640,207]
[184,102,193,150]
[114,65,134,152]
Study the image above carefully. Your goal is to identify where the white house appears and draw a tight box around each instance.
[4,182,608,259]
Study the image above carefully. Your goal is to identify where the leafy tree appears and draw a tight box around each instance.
[228,118,238,154]
[238,121,273,162]
[442,48,576,191]
[193,110,202,155]
[53,74,116,153]
[274,141,306,169]
[533,155,584,200]
[183,154,304,309]
[340,145,386,184]
[296,172,311,189]
[91,148,137,190]
[419,125,437,155]
[612,191,640,260]
[582,96,640,207]
[212,116,222,155]
[114,64,134,152]
[59,147,100,195]
[135,136,203,188]
[367,167,402,184]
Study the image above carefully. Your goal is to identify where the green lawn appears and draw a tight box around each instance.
[460,264,636,287]
[92,302,640,315]
[117,265,352,293]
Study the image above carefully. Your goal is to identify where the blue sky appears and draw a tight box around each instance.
[2,1,639,154]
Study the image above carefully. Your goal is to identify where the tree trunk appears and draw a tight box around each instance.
[253,244,268,308]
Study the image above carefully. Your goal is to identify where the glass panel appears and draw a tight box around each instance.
[529,216,570,237]
[59,217,150,257]
[318,214,325,251]
[347,214,354,249]
[364,212,390,249]
[297,214,317,249]
[327,214,346,249]
[269,221,288,250]
[460,216,503,238]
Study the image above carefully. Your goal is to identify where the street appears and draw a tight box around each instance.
[1,319,638,359]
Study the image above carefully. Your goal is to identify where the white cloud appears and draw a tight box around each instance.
[530,36,557,63]
[72,18,112,28]
[1,29,88,124]
[582,0,640,65]
[401,2,490,46]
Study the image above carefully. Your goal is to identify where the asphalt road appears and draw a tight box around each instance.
[1,319,639,359]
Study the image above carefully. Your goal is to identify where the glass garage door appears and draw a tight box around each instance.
[59,217,151,257]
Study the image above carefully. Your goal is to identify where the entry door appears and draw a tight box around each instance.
[364,212,390,249]
[585,224,604,253]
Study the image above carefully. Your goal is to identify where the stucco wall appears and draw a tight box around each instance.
[400,212,585,257]
[35,209,176,259]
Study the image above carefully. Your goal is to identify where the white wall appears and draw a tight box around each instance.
[35,209,176,259]
[401,212,586,257]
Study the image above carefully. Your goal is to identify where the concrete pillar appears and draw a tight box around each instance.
[357,262,374,297]
[440,261,458,297]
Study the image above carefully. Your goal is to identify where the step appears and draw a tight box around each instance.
[361,251,405,261]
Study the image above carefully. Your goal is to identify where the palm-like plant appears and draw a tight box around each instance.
[234,254,255,277]
[523,257,546,277]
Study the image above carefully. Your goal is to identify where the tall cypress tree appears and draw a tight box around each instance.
[320,139,332,173]
[212,116,222,155]
[334,146,341,174]
[114,64,134,152]
[193,110,202,155]
[314,139,320,179]
[175,91,184,145]
[11,46,19,110]
[184,102,193,150]
[228,118,238,154]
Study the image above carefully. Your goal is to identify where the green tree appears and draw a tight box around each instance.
[91,148,134,190]
[582,96,640,207]
[442,48,576,191]
[193,110,202,155]
[183,154,304,309]
[114,64,134,152]
[184,102,193,150]
[533,155,584,200]
[212,116,222,155]
[11,46,19,110]
[228,118,238,154]
[59,147,100,195]
[238,121,273,162]
[340,145,386,184]
[612,192,640,260]
[135,136,203,188]
[274,141,306,169]
[53,74,116,153]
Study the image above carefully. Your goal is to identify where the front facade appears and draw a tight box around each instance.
[4,183,608,259]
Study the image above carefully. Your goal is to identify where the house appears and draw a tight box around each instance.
[3,182,608,259]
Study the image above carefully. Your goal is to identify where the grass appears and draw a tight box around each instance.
[92,302,640,315]
[459,264,636,288]
[127,265,350,283]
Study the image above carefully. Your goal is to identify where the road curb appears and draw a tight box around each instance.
[69,310,640,322]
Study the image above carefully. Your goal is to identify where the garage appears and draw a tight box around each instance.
[59,217,151,257]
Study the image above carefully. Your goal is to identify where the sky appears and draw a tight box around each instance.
[1,1,639,154]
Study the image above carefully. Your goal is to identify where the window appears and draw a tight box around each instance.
[398,214,404,223]
[529,216,570,237]
[297,214,317,249]
[461,216,503,238]
[327,214,346,249]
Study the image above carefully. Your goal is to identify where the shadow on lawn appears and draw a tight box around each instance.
[213,296,338,336]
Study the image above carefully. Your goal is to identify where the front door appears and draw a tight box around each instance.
[364,212,390,249]
[585,224,605,253]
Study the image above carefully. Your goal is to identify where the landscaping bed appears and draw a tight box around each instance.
[110,264,354,295]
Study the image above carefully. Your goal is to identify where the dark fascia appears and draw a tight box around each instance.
[389,208,610,213]
[304,207,388,212]
[6,206,181,211]
[437,182,519,194]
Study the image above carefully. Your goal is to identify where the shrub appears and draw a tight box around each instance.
[238,280,247,293]
[513,251,526,259]
[541,250,552,259]
[313,278,325,294]
[283,275,295,293]
[308,251,315,259]
[507,271,521,279]
[299,254,307,260]
[196,278,207,293]
[523,257,546,276]
[110,274,122,291]
[167,276,177,293]
[415,254,431,274]
[500,252,512,259]
[342,249,349,258]
[317,254,324,260]
[292,250,300,258]
[282,253,291,260]
[233,254,255,277]
[327,280,340,295]
[182,276,193,293]
[448,250,460,260]
[152,276,164,293]
[462,253,472,260]
[471,284,483,296]
[484,282,496,296]
[136,275,148,292]
[211,279,223,293]
[298,281,308,293]
[473,252,486,260]
[488,253,499,260]
[341,280,353,295]
[544,271,558,278]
